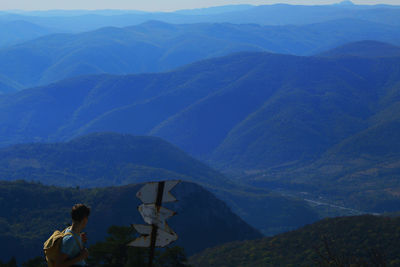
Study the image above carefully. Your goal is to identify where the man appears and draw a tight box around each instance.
[56,204,90,267]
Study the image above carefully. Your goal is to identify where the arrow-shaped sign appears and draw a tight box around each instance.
[138,204,176,230]
[129,224,178,248]
[131,180,180,267]
[132,224,152,235]
[136,180,180,204]
[132,223,175,235]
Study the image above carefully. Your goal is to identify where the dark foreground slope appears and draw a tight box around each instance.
[0,133,320,236]
[0,180,261,263]
[190,215,400,267]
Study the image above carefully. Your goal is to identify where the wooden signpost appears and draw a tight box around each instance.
[128,180,180,267]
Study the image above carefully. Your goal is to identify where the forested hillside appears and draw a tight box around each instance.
[0,3,399,267]
[0,49,399,212]
[0,132,227,187]
[318,40,400,58]
[190,215,400,267]
[0,180,261,264]
[0,132,320,236]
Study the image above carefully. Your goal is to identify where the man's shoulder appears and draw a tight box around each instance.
[62,232,75,244]
[61,232,78,255]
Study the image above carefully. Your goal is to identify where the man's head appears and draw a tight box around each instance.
[71,203,91,225]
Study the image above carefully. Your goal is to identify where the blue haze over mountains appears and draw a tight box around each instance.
[1,3,400,32]
[0,3,399,93]
[0,18,400,92]
[1,2,400,264]
[1,47,400,213]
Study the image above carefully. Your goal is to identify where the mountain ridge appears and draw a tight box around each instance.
[0,19,399,90]
[0,132,227,187]
[318,40,400,58]
[0,132,321,236]
[2,3,400,33]
[0,49,399,213]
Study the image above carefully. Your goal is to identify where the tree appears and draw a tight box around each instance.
[0,257,17,267]
[314,236,387,267]
[156,246,191,267]
[88,225,190,267]
[88,225,148,267]
[22,257,47,267]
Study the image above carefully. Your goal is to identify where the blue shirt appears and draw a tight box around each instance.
[61,228,85,266]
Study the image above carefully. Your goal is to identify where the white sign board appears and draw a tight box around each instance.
[138,204,176,230]
[128,225,178,248]
[132,224,152,235]
[136,180,180,204]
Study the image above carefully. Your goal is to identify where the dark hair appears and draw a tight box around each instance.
[71,204,91,222]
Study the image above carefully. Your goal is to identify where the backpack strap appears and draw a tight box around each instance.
[64,227,83,250]
[71,232,83,250]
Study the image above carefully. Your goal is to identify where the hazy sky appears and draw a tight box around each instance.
[1,0,400,12]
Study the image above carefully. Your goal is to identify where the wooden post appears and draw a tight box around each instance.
[148,181,165,267]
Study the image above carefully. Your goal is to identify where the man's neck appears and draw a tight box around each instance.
[70,222,82,234]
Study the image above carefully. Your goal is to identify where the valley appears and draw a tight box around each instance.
[0,47,399,214]
[0,2,399,266]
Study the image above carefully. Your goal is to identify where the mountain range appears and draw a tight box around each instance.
[318,40,400,58]
[1,4,399,266]
[1,42,399,212]
[0,19,399,92]
[1,3,400,33]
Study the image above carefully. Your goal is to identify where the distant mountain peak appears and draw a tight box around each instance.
[336,0,355,5]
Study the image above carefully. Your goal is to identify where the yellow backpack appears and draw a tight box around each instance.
[43,228,73,267]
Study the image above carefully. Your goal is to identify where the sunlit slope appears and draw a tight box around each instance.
[190,215,400,267]
[0,180,262,263]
